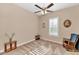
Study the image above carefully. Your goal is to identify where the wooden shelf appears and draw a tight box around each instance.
[4,41,17,52]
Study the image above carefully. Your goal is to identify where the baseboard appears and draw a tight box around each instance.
[0,39,35,54]
[17,39,35,47]
[41,37,63,45]
[0,49,4,54]
[0,38,62,54]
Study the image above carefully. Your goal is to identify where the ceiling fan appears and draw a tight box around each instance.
[34,3,54,15]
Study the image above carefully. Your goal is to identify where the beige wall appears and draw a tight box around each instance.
[0,3,79,52]
[0,4,39,51]
[39,5,79,44]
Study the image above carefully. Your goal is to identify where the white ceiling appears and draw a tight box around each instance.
[15,3,79,16]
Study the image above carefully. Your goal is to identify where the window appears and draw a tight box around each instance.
[49,17,59,36]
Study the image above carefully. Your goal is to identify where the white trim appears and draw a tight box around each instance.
[0,39,35,54]
[0,49,4,54]
[0,38,62,54]
[41,37,62,45]
[49,17,59,37]
[17,39,35,47]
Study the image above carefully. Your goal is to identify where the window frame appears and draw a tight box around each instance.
[49,16,59,37]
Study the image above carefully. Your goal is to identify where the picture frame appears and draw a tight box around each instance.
[42,22,45,28]
[64,19,71,28]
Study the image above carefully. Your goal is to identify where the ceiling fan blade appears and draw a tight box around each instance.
[46,3,54,9]
[35,5,43,10]
[46,10,53,12]
[34,11,41,13]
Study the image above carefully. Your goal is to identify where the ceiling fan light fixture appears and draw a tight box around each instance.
[41,10,48,15]
[34,3,54,15]
[41,11,44,15]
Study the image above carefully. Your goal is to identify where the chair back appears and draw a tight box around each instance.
[75,35,79,49]
[70,33,78,42]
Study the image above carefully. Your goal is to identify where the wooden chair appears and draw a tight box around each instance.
[63,33,78,51]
